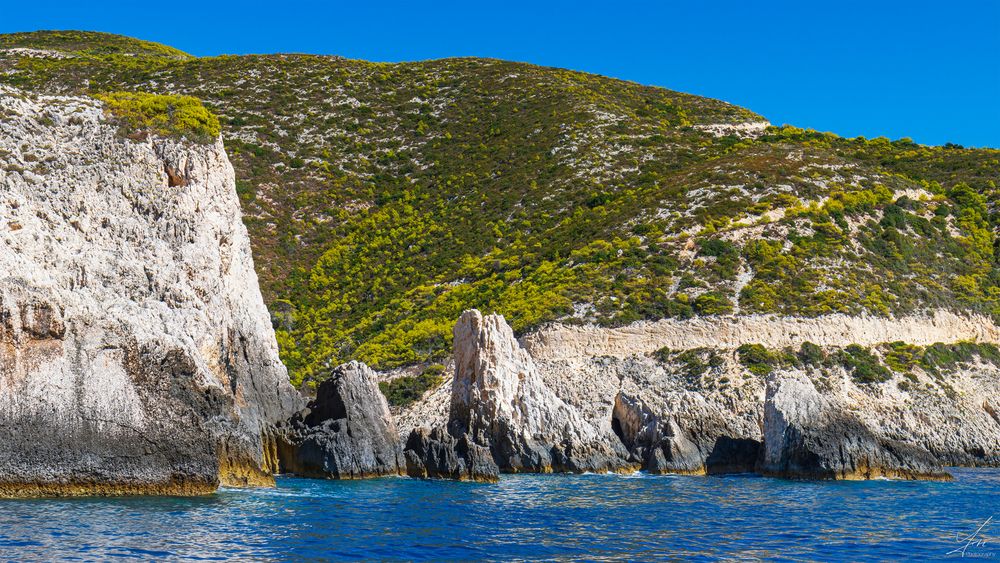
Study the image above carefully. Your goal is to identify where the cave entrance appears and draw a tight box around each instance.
[611,413,628,448]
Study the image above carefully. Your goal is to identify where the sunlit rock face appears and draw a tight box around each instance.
[759,372,950,481]
[0,86,300,496]
[402,310,632,477]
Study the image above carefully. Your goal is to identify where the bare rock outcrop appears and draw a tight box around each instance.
[759,372,950,480]
[611,392,709,474]
[403,310,633,479]
[449,310,632,473]
[397,308,1000,481]
[279,361,402,479]
[403,426,498,482]
[0,86,301,496]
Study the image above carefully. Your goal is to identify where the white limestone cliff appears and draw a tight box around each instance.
[0,86,301,496]
[448,309,630,473]
[522,311,1000,363]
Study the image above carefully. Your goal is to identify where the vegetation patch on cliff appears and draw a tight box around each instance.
[95,91,220,142]
[654,347,725,388]
[378,364,445,407]
[714,340,1000,387]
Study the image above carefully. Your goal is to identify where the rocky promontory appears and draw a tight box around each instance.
[759,372,950,480]
[0,86,301,496]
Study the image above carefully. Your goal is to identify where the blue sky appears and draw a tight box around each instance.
[4,1,999,147]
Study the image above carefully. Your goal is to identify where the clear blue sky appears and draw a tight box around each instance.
[4,1,999,147]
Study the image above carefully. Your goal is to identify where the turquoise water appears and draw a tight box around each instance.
[0,469,997,561]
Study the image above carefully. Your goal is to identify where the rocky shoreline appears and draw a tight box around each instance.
[0,86,301,497]
[279,308,994,484]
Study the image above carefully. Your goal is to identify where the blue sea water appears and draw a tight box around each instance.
[0,469,997,562]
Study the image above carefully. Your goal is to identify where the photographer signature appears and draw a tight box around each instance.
[947,516,995,558]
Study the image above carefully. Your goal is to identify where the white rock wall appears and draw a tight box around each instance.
[0,86,300,495]
[523,310,1000,363]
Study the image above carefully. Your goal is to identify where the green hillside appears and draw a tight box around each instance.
[2,31,998,387]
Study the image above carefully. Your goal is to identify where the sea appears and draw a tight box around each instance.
[0,469,996,561]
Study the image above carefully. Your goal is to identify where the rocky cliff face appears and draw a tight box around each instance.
[0,86,301,496]
[760,372,949,480]
[449,310,630,473]
[522,311,1000,362]
[398,309,1000,480]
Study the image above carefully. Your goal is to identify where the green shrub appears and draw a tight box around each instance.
[797,341,825,366]
[377,364,446,407]
[95,91,221,142]
[631,223,654,236]
[838,344,891,384]
[652,346,672,364]
[698,238,736,258]
[737,343,777,375]
[883,341,921,373]
[693,291,733,315]
[675,349,708,380]
[235,180,256,203]
[653,347,723,388]
[919,341,1000,376]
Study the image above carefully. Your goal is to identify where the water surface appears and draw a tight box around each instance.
[0,469,996,561]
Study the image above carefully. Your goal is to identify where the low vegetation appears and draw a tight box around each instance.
[736,344,779,376]
[836,345,892,384]
[721,340,1000,385]
[377,364,445,407]
[95,91,220,142]
[654,347,724,388]
[2,31,998,387]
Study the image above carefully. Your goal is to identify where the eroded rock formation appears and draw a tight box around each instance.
[448,309,632,473]
[279,361,402,479]
[612,393,707,474]
[396,308,1000,481]
[403,310,635,479]
[0,87,301,496]
[759,372,950,480]
[403,426,498,482]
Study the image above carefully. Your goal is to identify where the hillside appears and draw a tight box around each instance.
[2,30,999,388]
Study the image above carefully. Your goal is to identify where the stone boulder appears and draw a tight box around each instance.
[279,362,402,479]
[759,372,950,480]
[610,389,760,475]
[611,393,703,473]
[403,426,499,482]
